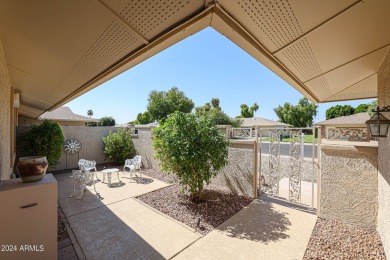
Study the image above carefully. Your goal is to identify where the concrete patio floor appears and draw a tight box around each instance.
[56,171,317,260]
[173,195,317,260]
[56,171,201,259]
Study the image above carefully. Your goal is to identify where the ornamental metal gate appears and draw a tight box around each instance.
[257,127,320,209]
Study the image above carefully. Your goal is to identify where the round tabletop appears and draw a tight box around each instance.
[101,168,119,173]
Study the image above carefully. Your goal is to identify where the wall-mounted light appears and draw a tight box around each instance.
[13,93,20,108]
[365,106,390,138]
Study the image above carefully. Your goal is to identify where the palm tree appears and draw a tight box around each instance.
[87,109,93,118]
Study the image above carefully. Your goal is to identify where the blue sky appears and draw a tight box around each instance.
[66,27,374,124]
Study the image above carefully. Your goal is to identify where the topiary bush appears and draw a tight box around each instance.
[20,120,64,166]
[153,112,229,202]
[103,129,136,165]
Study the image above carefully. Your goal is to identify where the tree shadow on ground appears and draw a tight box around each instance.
[218,198,292,243]
[131,177,154,185]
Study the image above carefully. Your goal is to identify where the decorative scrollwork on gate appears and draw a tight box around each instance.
[289,130,302,202]
[266,129,281,196]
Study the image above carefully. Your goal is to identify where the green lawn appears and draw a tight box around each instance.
[262,134,317,144]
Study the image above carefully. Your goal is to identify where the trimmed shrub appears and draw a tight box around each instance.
[153,112,229,202]
[103,129,135,164]
[20,120,64,166]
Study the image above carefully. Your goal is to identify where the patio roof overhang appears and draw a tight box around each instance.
[0,0,389,118]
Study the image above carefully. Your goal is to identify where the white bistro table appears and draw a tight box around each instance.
[102,168,121,186]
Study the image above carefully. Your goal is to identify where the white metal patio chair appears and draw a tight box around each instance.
[123,155,142,179]
[78,159,99,180]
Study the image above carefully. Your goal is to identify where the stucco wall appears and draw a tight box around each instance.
[320,145,378,230]
[16,126,126,171]
[132,126,159,169]
[210,142,255,197]
[377,49,390,257]
[0,38,12,181]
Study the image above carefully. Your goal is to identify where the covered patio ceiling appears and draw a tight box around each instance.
[0,0,389,118]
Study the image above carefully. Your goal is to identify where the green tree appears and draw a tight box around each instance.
[194,106,205,116]
[103,129,136,164]
[87,109,93,118]
[136,111,153,124]
[354,104,370,114]
[367,100,378,116]
[325,105,355,120]
[147,87,194,121]
[211,98,220,110]
[240,102,259,118]
[195,98,241,127]
[207,109,241,127]
[153,112,229,202]
[20,120,64,166]
[274,97,318,127]
[98,116,115,126]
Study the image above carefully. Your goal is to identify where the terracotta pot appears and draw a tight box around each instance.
[17,156,48,183]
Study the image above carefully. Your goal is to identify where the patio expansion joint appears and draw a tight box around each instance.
[63,196,136,218]
[168,236,203,260]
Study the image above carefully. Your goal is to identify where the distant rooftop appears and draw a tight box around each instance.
[39,107,97,122]
[315,112,370,125]
[241,117,291,127]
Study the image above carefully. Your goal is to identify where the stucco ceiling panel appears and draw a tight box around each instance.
[18,104,45,119]
[325,47,387,95]
[324,74,377,102]
[274,36,323,82]
[305,46,388,101]
[304,76,332,102]
[0,0,114,85]
[57,19,143,92]
[301,0,390,73]
[115,0,204,40]
[287,0,358,35]
[221,0,357,53]
[7,66,72,113]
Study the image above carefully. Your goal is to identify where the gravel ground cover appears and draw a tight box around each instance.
[137,184,253,235]
[303,218,386,259]
[57,209,69,241]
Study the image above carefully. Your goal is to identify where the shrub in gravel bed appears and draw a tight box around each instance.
[303,218,386,259]
[153,112,229,202]
[137,184,253,235]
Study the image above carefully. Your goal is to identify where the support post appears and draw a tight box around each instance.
[253,140,258,198]
[259,129,262,196]
[317,126,322,216]
[311,127,315,208]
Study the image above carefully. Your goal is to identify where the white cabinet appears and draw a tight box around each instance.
[0,174,57,260]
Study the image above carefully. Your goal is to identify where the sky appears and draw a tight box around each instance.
[66,27,374,124]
